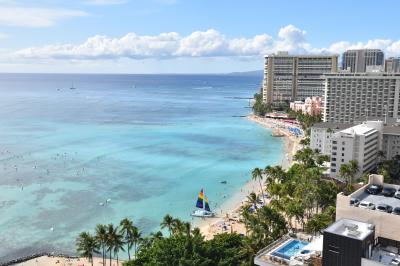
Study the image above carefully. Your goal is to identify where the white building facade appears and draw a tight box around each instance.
[323,73,400,123]
[330,123,380,179]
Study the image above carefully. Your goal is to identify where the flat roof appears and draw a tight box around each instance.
[311,122,352,130]
[324,218,374,240]
[383,126,400,135]
[353,187,400,210]
[324,73,400,77]
[264,54,338,58]
[341,124,377,135]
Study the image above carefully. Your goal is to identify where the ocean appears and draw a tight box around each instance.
[0,73,283,261]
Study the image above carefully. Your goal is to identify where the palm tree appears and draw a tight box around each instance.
[95,224,107,266]
[130,226,142,258]
[76,232,99,266]
[247,192,261,221]
[339,160,359,184]
[252,167,265,204]
[150,231,163,242]
[105,224,117,266]
[171,218,184,234]
[112,232,125,266]
[160,214,174,236]
[119,218,134,260]
[293,147,316,168]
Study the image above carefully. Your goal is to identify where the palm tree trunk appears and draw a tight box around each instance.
[103,246,105,266]
[135,242,137,258]
[127,244,131,261]
[109,250,112,266]
[117,254,119,266]
[258,179,265,204]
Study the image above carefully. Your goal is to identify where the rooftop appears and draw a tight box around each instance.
[351,184,400,210]
[311,122,352,130]
[341,124,377,135]
[383,125,400,135]
[324,218,374,240]
[324,72,400,78]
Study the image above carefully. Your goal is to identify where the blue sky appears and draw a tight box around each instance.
[0,0,399,73]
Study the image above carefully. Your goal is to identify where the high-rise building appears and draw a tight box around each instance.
[329,122,381,179]
[262,52,338,104]
[342,49,384,73]
[385,57,400,73]
[323,73,400,123]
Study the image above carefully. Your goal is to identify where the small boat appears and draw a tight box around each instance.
[220,180,227,184]
[70,82,76,90]
[191,188,214,218]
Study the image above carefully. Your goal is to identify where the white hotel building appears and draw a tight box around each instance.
[311,119,400,180]
[323,73,400,124]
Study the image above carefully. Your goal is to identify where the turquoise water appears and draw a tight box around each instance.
[0,74,283,260]
[272,240,310,260]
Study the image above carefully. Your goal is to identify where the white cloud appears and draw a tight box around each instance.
[83,0,127,5]
[13,24,400,61]
[0,6,88,27]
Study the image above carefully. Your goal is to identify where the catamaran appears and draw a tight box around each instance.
[191,188,215,217]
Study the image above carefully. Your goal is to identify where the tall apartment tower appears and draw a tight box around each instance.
[323,73,400,123]
[342,49,384,73]
[385,57,400,73]
[262,52,338,104]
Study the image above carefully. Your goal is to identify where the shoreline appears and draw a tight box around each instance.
[197,114,301,239]
[10,114,302,264]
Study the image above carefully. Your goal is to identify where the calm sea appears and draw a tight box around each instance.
[0,73,283,260]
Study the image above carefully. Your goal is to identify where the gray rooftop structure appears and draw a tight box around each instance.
[311,122,352,130]
[324,218,375,241]
[383,126,400,135]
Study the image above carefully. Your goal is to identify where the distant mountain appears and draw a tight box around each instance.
[226,70,263,76]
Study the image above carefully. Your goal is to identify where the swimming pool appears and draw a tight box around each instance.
[271,239,310,260]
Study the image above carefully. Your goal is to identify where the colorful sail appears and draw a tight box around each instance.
[196,189,204,208]
[205,197,211,212]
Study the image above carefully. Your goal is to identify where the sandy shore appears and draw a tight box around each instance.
[197,115,301,239]
[12,256,123,266]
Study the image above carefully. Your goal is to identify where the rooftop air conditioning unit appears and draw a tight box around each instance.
[344,223,359,231]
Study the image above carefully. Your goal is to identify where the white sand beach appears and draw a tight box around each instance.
[13,256,123,266]
[197,115,302,239]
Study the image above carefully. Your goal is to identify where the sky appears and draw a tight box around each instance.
[0,0,400,73]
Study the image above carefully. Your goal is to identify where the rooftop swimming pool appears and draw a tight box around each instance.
[271,239,310,260]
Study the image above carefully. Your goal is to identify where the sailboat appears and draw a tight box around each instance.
[191,188,215,217]
[70,82,76,90]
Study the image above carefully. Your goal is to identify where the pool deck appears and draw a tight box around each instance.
[254,236,313,266]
